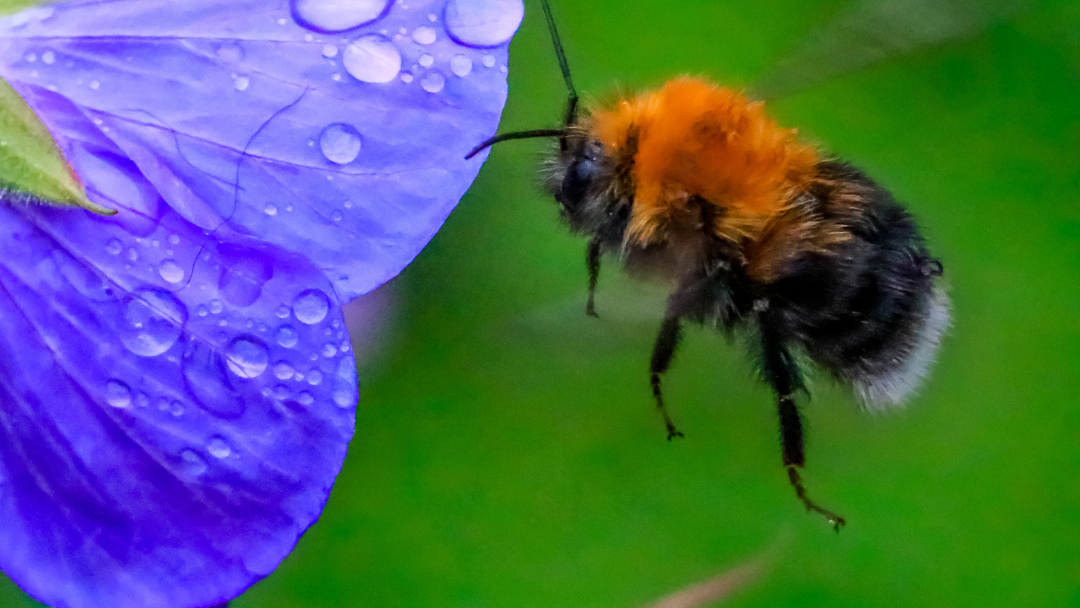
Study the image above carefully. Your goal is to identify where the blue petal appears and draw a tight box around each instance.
[0,0,521,606]
[0,201,357,608]
[0,0,517,301]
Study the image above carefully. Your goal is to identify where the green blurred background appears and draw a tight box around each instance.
[2,0,1078,606]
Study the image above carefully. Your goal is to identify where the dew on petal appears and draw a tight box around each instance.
[412,26,436,44]
[331,210,344,222]
[182,340,245,417]
[322,44,339,58]
[225,335,269,378]
[400,72,413,83]
[233,75,250,91]
[332,356,359,408]
[218,245,274,307]
[307,369,323,385]
[450,54,472,76]
[420,71,444,93]
[264,203,278,216]
[41,50,55,64]
[104,379,132,408]
[273,384,291,400]
[418,53,433,68]
[273,361,295,380]
[197,305,209,317]
[209,299,224,314]
[292,0,392,33]
[180,449,208,476]
[298,391,315,406]
[343,34,400,83]
[216,41,245,62]
[481,53,495,67]
[158,259,185,283]
[276,324,299,347]
[119,288,186,357]
[105,238,123,255]
[207,437,232,459]
[444,0,524,48]
[319,123,362,165]
[89,79,100,89]
[293,289,330,324]
[322,342,338,357]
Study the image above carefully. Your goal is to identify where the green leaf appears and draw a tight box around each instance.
[0,77,116,215]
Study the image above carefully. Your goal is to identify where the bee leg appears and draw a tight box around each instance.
[760,326,846,531]
[586,236,601,317]
[649,315,685,440]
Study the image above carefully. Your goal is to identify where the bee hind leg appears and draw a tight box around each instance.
[760,324,846,531]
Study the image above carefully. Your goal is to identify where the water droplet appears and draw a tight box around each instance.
[158,259,185,283]
[444,0,523,48]
[331,210,344,222]
[412,26,436,45]
[216,41,244,63]
[307,369,324,385]
[225,335,269,378]
[168,234,181,245]
[418,53,434,68]
[274,305,290,319]
[218,244,274,307]
[264,203,278,216]
[400,72,414,83]
[234,75,250,91]
[276,325,299,348]
[104,379,131,408]
[24,52,36,62]
[450,54,472,77]
[89,80,100,90]
[207,437,232,459]
[304,33,315,42]
[273,384,291,400]
[428,13,437,22]
[180,449,207,476]
[319,123,362,165]
[106,238,123,255]
[298,391,315,406]
[196,305,209,317]
[332,357,358,408]
[126,247,139,262]
[41,50,55,65]
[119,288,186,357]
[293,289,330,324]
[209,299,224,314]
[170,400,185,417]
[322,342,338,357]
[481,54,495,68]
[343,34,401,83]
[420,72,445,93]
[322,44,339,58]
[292,0,391,32]
[273,361,295,380]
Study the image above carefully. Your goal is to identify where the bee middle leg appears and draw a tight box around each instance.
[759,324,846,531]
[649,315,685,440]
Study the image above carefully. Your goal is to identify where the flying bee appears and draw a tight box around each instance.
[466,0,950,530]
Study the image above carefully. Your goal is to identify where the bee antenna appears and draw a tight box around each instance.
[464,129,568,160]
[542,0,578,130]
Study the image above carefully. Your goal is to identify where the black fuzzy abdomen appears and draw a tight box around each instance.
[764,163,948,407]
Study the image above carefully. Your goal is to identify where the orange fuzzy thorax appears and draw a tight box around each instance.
[589,77,819,244]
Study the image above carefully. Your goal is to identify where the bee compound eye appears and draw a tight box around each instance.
[560,158,596,211]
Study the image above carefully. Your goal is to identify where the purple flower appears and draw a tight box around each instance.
[0,0,520,606]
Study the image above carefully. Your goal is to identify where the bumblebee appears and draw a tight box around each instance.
[467,1,949,530]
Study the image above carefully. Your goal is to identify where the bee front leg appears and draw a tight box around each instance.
[586,236,601,317]
[649,315,685,440]
[759,324,846,531]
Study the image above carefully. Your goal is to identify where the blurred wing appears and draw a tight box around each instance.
[752,0,1029,99]
[0,0,522,606]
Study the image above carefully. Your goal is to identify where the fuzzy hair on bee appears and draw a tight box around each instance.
[467,1,949,531]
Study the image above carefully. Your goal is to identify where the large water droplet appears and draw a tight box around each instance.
[293,289,330,324]
[119,288,186,357]
[319,123,362,165]
[450,54,472,77]
[158,259,185,283]
[276,325,299,347]
[225,335,269,378]
[207,437,232,459]
[218,244,274,307]
[104,379,131,408]
[332,357,359,408]
[292,0,392,33]
[343,35,401,83]
[182,339,245,418]
[444,0,524,48]
[420,72,445,93]
[180,449,208,476]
